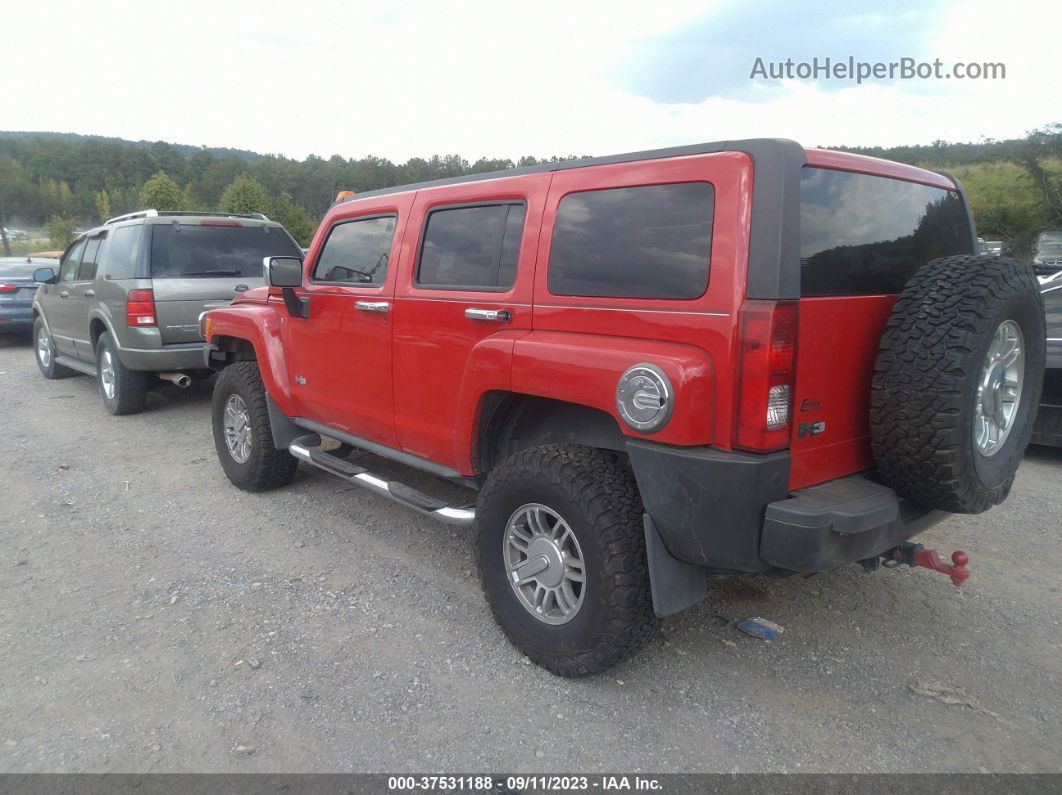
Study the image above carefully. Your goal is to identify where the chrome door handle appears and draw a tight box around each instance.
[84,289,95,297]
[355,300,390,313]
[465,308,511,322]
[59,290,69,298]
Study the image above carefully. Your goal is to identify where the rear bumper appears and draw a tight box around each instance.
[760,474,947,572]
[627,439,946,575]
[0,306,34,332]
[117,342,207,371]
[1047,340,1062,370]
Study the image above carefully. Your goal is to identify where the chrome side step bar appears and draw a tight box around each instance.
[54,354,98,377]
[288,435,476,526]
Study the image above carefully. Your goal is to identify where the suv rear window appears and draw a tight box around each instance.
[150,223,300,279]
[800,168,973,297]
[548,182,714,300]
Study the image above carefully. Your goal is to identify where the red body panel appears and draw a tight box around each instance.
[282,193,416,448]
[391,174,549,469]
[529,153,753,452]
[788,296,897,489]
[804,149,958,190]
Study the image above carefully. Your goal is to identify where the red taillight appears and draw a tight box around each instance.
[734,300,798,452]
[0,283,18,293]
[126,289,157,327]
[201,219,242,227]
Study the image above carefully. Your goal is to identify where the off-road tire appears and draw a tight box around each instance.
[33,316,75,379]
[475,444,659,677]
[96,332,149,415]
[871,255,1045,513]
[212,361,298,492]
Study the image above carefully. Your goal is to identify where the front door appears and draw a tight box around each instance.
[43,238,87,356]
[285,195,414,449]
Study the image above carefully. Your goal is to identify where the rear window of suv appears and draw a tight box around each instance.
[149,223,300,279]
[548,182,714,300]
[800,168,973,297]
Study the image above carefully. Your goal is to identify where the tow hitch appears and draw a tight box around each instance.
[864,542,970,586]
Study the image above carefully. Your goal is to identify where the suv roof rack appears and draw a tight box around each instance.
[104,209,158,224]
[105,210,271,225]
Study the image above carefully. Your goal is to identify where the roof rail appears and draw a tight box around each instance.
[104,210,272,225]
[155,211,272,222]
[104,209,159,225]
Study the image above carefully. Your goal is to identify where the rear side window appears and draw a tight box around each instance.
[313,216,396,285]
[548,182,714,300]
[78,237,103,281]
[800,168,974,296]
[417,203,525,290]
[99,224,141,278]
[150,223,300,279]
[59,239,86,283]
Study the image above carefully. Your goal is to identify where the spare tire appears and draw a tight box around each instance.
[870,255,1045,513]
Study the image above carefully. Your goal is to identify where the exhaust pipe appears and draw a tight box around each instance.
[159,372,192,388]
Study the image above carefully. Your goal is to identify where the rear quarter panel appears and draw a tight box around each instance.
[525,151,753,449]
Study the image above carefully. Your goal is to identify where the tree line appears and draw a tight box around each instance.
[0,126,1058,254]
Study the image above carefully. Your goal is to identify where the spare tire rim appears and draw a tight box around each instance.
[223,394,253,463]
[502,503,585,625]
[974,319,1024,457]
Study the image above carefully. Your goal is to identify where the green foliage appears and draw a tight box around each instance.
[139,171,185,211]
[3,128,1062,259]
[45,214,78,248]
[95,189,112,222]
[271,193,316,246]
[218,175,271,215]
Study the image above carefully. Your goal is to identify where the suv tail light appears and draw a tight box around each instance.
[126,289,157,327]
[0,283,18,293]
[734,300,798,452]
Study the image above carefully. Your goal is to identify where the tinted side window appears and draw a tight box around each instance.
[313,216,396,284]
[548,182,713,300]
[99,224,141,278]
[59,240,86,283]
[417,203,526,290]
[800,168,974,297]
[78,237,103,281]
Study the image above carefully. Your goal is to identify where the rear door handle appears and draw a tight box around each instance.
[465,308,511,322]
[84,289,95,297]
[355,300,390,313]
[59,290,69,298]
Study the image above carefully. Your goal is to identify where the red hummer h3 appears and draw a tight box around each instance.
[203,139,1045,676]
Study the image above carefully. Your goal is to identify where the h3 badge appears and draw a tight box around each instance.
[798,420,826,438]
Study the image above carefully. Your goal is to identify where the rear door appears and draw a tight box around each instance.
[789,166,975,489]
[149,221,300,343]
[70,233,105,361]
[392,175,548,469]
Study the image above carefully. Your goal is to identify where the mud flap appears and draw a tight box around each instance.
[266,396,314,451]
[643,514,707,617]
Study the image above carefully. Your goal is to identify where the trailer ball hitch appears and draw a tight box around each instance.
[864,542,970,586]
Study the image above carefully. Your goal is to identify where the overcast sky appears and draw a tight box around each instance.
[6,0,1059,161]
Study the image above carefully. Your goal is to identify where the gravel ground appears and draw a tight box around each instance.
[0,334,1059,773]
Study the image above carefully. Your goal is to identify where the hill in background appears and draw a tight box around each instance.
[1,126,1059,253]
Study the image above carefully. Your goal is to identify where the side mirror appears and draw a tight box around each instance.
[266,256,304,288]
[33,267,57,284]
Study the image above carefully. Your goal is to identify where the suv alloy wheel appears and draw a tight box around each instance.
[475,444,658,677]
